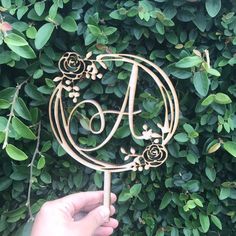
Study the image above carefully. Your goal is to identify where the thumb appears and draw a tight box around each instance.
[76,206,110,235]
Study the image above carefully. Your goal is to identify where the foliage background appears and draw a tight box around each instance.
[0,0,236,235]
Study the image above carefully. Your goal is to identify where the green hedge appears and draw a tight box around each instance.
[0,0,236,235]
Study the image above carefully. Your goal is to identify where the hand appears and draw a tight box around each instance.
[31,191,118,236]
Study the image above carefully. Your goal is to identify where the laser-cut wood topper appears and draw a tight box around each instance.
[49,52,179,210]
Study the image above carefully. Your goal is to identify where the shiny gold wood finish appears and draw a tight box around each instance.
[49,52,179,209]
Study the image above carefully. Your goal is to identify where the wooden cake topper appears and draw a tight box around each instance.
[49,52,179,210]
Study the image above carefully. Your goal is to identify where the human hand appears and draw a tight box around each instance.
[31,191,118,236]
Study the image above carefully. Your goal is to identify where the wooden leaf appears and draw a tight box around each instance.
[64,86,72,92]
[151,133,162,138]
[97,73,103,79]
[85,51,92,59]
[130,147,135,154]
[120,147,127,154]
[143,124,148,130]
[53,77,62,82]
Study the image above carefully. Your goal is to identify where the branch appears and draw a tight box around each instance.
[26,121,41,222]
[2,79,28,149]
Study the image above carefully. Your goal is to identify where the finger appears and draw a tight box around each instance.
[101,218,119,228]
[75,206,110,235]
[74,204,116,221]
[81,194,117,212]
[52,191,116,216]
[109,205,116,216]
[94,226,114,236]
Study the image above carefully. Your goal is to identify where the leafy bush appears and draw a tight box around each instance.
[0,0,236,235]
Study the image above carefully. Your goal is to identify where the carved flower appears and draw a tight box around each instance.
[59,52,85,79]
[142,143,167,167]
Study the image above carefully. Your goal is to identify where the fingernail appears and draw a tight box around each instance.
[99,206,109,220]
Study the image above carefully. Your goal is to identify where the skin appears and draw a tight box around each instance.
[31,191,118,236]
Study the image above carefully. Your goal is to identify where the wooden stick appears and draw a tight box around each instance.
[103,171,111,216]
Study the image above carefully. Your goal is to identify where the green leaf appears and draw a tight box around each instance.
[228,57,236,66]
[114,125,130,138]
[94,172,103,188]
[34,1,45,16]
[186,152,198,164]
[205,167,216,182]
[156,230,164,236]
[159,192,172,210]
[192,229,200,236]
[40,171,51,184]
[193,198,203,207]
[175,56,203,68]
[45,78,55,88]
[118,190,132,202]
[33,69,43,79]
[17,6,28,20]
[0,87,16,100]
[171,69,192,80]
[174,133,188,142]
[26,26,37,39]
[1,0,11,8]
[223,141,236,157]
[0,117,7,132]
[91,82,103,94]
[35,23,54,50]
[208,142,221,154]
[61,16,77,32]
[210,215,222,230]
[88,24,101,36]
[193,71,209,97]
[41,141,51,153]
[4,33,28,46]
[214,93,232,104]
[79,116,90,131]
[13,221,33,236]
[6,44,36,59]
[25,83,46,102]
[0,177,12,191]
[37,156,46,170]
[171,228,179,236]
[184,180,200,192]
[156,21,164,35]
[48,4,58,19]
[6,144,28,161]
[0,51,12,64]
[130,183,142,197]
[118,71,128,80]
[186,200,196,209]
[199,213,210,233]
[206,68,221,77]
[0,99,10,109]
[201,94,215,106]
[166,31,178,45]
[219,187,230,200]
[109,9,126,20]
[12,117,36,140]
[103,26,117,36]
[183,123,194,134]
[193,11,207,32]
[205,0,221,17]
[183,228,191,236]
[14,98,32,121]
[84,33,97,46]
